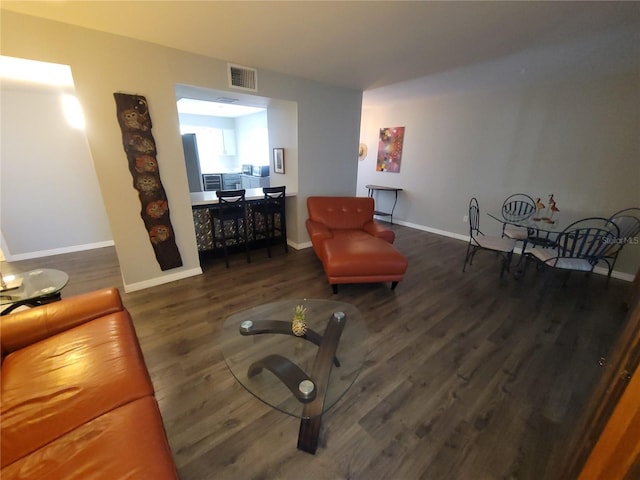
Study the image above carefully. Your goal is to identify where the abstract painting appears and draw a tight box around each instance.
[376,126,405,172]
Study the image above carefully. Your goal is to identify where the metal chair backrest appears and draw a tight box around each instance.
[261,186,285,213]
[216,189,246,204]
[263,186,286,200]
[601,207,640,257]
[215,189,247,218]
[468,197,481,238]
[502,194,536,222]
[555,217,620,264]
[609,207,640,241]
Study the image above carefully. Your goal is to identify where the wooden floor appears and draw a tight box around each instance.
[2,226,632,480]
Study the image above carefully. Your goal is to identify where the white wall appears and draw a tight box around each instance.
[267,100,300,241]
[178,113,237,173]
[358,27,640,277]
[1,11,361,290]
[1,84,112,259]
[235,111,269,167]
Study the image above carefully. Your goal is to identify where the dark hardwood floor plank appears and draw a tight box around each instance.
[2,225,631,479]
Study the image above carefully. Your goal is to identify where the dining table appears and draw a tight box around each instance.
[487,209,586,275]
[487,209,588,247]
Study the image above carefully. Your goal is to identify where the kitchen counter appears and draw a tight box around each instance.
[190,188,296,253]
[190,188,296,207]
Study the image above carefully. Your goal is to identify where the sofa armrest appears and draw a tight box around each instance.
[1,287,125,353]
[363,221,395,244]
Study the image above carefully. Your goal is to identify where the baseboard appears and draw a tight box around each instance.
[3,240,115,262]
[591,266,634,282]
[124,267,203,293]
[289,239,312,250]
[389,218,469,242]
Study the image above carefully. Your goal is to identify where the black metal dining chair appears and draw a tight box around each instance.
[501,193,536,242]
[210,189,251,268]
[463,197,516,279]
[252,186,288,258]
[600,207,640,285]
[525,217,620,290]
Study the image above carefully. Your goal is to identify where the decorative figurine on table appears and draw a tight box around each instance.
[292,305,308,337]
[540,193,553,222]
[541,194,555,221]
[546,197,559,224]
[533,198,545,221]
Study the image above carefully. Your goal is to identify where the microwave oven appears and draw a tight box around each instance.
[241,164,252,175]
[252,165,270,177]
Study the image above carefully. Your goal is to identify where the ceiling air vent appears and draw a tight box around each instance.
[228,63,258,92]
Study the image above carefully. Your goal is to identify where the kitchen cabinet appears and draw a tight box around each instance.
[241,174,270,189]
[222,129,236,155]
[222,173,241,190]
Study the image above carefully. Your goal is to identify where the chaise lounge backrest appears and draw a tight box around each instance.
[307,196,376,230]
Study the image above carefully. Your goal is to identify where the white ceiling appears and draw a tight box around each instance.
[2,1,639,91]
[177,97,265,118]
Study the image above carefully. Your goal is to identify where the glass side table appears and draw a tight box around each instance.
[1,268,69,315]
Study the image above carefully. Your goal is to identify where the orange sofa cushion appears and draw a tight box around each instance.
[322,230,407,277]
[0,288,124,354]
[1,396,177,480]
[1,312,154,467]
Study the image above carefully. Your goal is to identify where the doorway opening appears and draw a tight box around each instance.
[175,84,271,192]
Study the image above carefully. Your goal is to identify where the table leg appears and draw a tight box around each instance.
[248,354,316,403]
[297,312,346,454]
[390,190,399,224]
[238,313,347,454]
[1,292,61,316]
[239,320,340,367]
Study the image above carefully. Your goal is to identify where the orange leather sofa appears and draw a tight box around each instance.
[0,288,178,479]
[306,196,408,293]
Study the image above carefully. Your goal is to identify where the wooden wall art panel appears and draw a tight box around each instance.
[114,93,183,271]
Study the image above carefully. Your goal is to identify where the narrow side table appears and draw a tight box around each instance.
[366,185,402,224]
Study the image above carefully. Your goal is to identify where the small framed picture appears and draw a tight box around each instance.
[273,148,285,174]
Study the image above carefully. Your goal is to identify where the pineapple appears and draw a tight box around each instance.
[291,305,308,336]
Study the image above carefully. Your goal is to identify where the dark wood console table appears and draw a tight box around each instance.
[366,185,402,224]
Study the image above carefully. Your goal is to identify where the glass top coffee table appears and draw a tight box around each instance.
[1,268,69,315]
[220,299,367,454]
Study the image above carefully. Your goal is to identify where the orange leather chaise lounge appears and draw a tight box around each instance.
[0,288,178,479]
[306,196,408,293]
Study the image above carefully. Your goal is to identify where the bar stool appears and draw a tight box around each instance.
[210,189,251,268]
[253,186,288,257]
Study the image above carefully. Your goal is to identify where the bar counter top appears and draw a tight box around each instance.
[190,188,297,207]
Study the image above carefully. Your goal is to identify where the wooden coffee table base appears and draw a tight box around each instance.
[1,292,62,316]
[240,313,347,454]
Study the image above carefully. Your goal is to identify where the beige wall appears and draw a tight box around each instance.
[359,31,640,278]
[1,11,362,290]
